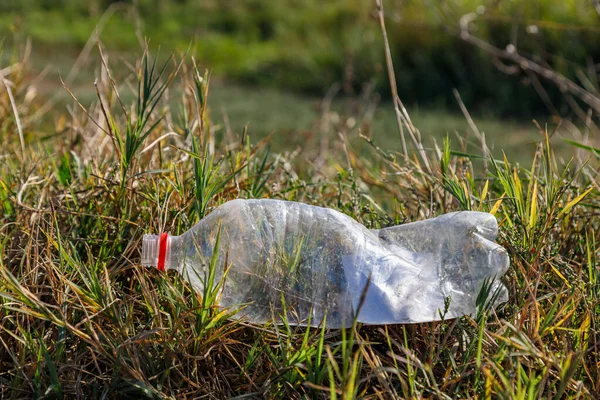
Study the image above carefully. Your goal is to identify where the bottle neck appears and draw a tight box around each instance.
[141,234,183,271]
[167,235,183,270]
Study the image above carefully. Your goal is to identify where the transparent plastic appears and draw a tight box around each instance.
[141,234,159,267]
[142,199,509,327]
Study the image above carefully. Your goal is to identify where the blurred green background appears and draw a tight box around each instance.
[1,0,598,160]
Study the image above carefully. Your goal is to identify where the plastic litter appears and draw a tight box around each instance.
[141,199,509,327]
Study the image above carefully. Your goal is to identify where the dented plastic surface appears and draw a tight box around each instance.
[142,199,509,327]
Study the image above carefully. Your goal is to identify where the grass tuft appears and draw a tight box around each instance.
[0,42,598,399]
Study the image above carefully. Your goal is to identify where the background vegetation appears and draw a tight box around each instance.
[2,0,599,117]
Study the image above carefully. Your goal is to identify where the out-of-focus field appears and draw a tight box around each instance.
[4,0,596,164]
[22,48,572,166]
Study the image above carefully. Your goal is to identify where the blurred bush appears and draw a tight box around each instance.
[1,0,598,117]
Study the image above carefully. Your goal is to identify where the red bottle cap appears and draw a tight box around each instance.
[157,232,169,271]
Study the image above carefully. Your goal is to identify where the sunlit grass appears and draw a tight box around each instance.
[0,45,598,398]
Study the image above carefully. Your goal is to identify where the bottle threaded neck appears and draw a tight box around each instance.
[141,234,160,267]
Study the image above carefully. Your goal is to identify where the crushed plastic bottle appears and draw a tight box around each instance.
[141,199,509,327]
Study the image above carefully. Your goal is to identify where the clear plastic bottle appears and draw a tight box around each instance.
[141,199,509,327]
